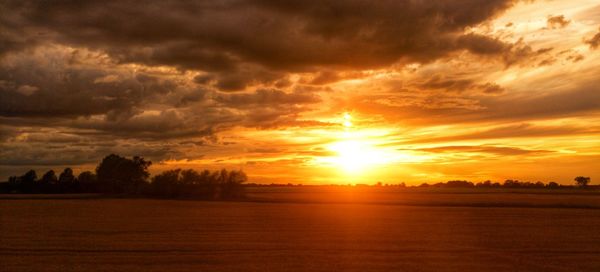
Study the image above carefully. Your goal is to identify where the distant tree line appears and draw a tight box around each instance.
[416,178,592,189]
[0,154,247,200]
[246,178,594,189]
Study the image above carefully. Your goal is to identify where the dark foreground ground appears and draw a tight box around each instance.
[2,187,600,271]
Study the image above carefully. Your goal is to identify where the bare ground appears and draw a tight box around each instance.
[2,188,600,271]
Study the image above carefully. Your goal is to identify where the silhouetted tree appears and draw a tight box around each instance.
[41,170,58,184]
[19,170,38,193]
[58,168,75,183]
[149,168,247,199]
[77,171,97,193]
[445,180,474,188]
[22,170,37,181]
[150,169,181,197]
[40,170,58,193]
[503,179,521,188]
[7,176,18,192]
[180,169,212,197]
[476,180,492,187]
[58,168,76,192]
[220,169,247,199]
[547,181,559,189]
[96,154,151,194]
[180,169,200,185]
[574,176,591,188]
[1,154,249,199]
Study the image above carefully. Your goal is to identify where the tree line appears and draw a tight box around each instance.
[0,154,247,199]
[413,177,592,188]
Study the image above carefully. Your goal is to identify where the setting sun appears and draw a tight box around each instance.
[320,113,396,174]
[329,140,373,173]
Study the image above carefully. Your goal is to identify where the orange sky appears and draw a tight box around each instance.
[1,0,599,184]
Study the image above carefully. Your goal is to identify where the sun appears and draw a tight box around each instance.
[323,112,393,174]
[328,139,382,173]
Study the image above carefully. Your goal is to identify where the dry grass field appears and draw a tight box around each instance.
[2,188,600,271]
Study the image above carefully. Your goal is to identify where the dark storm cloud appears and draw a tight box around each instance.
[210,88,323,129]
[1,0,520,73]
[216,88,321,107]
[0,50,177,118]
[68,110,216,140]
[0,136,183,167]
[213,69,284,92]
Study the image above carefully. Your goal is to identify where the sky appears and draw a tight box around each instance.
[1,0,599,184]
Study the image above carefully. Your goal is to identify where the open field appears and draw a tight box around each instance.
[2,188,600,271]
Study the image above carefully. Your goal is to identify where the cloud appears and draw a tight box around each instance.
[309,71,342,85]
[68,110,216,140]
[0,47,177,118]
[457,34,509,55]
[585,27,600,49]
[546,15,571,29]
[401,123,600,144]
[216,88,320,107]
[1,0,520,75]
[414,145,553,156]
[1,0,599,182]
[417,75,505,94]
[349,72,600,127]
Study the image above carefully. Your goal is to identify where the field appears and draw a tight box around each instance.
[2,188,600,271]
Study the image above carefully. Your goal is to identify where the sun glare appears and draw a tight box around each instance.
[322,113,396,174]
[328,139,387,173]
[343,112,352,128]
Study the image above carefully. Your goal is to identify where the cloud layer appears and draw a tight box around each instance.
[1,0,599,183]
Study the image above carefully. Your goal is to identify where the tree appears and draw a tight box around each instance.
[21,170,37,183]
[220,169,247,199]
[180,169,201,185]
[444,180,474,188]
[78,171,97,192]
[19,170,38,193]
[58,168,76,183]
[96,154,151,194]
[7,176,18,192]
[149,168,247,199]
[574,176,591,188]
[476,180,492,187]
[150,169,181,197]
[78,171,97,184]
[58,168,77,193]
[40,170,58,184]
[40,170,58,193]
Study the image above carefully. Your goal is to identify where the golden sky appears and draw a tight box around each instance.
[1,0,599,184]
